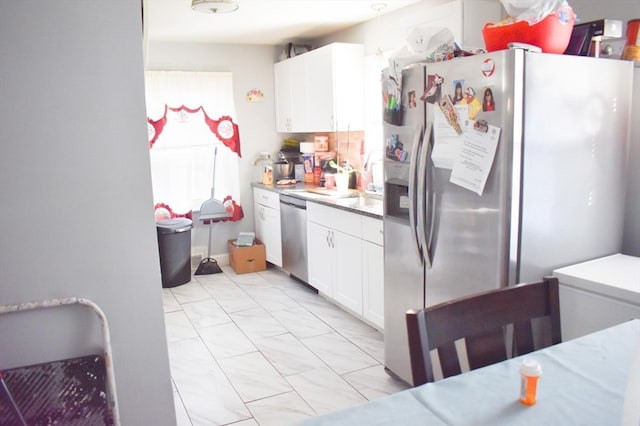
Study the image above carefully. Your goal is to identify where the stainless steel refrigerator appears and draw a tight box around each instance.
[383,47,634,385]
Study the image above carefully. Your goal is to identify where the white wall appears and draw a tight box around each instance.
[570,0,640,25]
[146,42,283,257]
[315,0,501,55]
[0,2,175,424]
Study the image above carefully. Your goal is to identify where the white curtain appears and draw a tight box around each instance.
[145,71,240,215]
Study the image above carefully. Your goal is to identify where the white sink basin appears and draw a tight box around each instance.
[335,196,383,209]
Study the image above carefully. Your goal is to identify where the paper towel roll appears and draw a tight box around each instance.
[300,142,315,153]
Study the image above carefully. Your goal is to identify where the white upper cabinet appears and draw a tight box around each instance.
[274,43,365,133]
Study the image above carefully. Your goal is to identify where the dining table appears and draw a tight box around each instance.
[298,319,640,426]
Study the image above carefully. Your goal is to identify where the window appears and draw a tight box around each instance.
[145,71,242,221]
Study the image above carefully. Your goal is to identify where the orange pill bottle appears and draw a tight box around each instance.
[519,358,542,406]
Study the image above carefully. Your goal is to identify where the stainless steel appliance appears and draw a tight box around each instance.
[280,194,308,282]
[383,48,634,385]
[623,64,640,256]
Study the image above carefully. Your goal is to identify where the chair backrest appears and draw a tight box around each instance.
[405,276,561,386]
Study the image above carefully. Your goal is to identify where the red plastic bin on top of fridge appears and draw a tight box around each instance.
[482,4,576,54]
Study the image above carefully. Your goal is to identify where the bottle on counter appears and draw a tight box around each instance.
[254,152,274,185]
[313,166,322,185]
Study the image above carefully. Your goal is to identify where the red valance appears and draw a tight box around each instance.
[147,105,242,157]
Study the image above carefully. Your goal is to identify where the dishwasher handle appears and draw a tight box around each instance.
[279,194,307,209]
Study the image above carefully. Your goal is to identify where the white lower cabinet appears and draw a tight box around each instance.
[362,217,384,330]
[307,204,362,310]
[333,231,363,314]
[307,203,384,330]
[253,187,282,267]
[307,221,333,296]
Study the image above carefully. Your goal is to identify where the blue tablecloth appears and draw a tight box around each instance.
[299,319,640,426]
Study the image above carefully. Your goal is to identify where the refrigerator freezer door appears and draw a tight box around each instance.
[383,63,428,385]
[623,66,640,256]
[383,218,424,385]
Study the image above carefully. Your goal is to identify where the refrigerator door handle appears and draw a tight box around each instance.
[424,125,436,267]
[408,125,424,266]
[416,122,433,268]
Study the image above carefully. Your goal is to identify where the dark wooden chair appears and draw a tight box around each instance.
[405,276,561,386]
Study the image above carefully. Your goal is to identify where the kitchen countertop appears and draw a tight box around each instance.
[252,182,383,219]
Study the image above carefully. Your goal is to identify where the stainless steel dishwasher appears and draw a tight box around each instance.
[279,194,308,283]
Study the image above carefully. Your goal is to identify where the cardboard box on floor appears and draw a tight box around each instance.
[228,239,266,274]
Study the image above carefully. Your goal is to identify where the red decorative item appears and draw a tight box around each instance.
[154,203,193,221]
[147,105,242,157]
[147,112,167,149]
[205,115,242,157]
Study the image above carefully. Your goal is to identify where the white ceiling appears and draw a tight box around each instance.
[145,0,423,45]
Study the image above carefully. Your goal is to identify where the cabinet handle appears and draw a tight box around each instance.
[326,230,331,247]
[330,230,335,248]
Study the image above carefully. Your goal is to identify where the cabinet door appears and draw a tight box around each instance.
[274,60,293,132]
[363,241,384,330]
[274,43,365,133]
[262,205,282,267]
[307,221,333,296]
[333,230,363,315]
[331,43,365,131]
[297,46,334,131]
[254,203,264,243]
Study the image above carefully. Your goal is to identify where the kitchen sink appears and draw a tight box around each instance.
[303,187,360,198]
[279,186,383,215]
[334,195,383,210]
[281,186,359,199]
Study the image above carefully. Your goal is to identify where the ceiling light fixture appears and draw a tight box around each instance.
[191,0,239,14]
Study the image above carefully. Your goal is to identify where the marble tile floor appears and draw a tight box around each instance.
[163,264,409,426]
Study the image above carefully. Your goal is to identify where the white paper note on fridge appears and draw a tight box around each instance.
[449,118,501,196]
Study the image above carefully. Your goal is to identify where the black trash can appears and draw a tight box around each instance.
[156,218,193,288]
